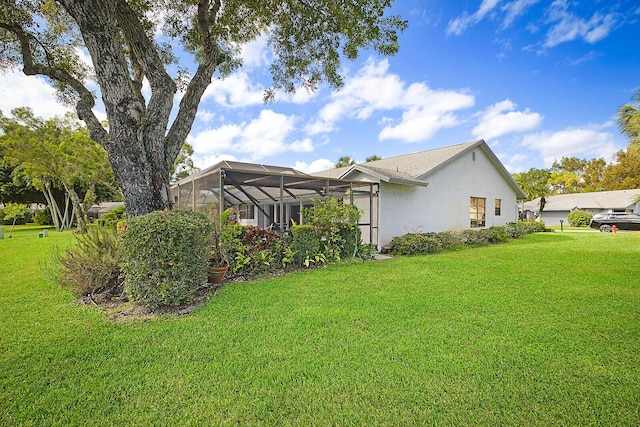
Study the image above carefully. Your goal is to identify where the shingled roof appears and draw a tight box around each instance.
[524,189,640,213]
[314,139,527,198]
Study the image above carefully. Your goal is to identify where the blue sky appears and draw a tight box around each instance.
[1,0,639,174]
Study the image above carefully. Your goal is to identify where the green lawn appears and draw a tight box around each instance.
[1,226,639,425]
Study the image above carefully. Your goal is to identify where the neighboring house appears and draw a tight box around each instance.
[523,189,640,226]
[171,139,526,248]
[87,201,124,219]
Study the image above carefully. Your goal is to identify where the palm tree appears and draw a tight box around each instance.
[365,155,382,162]
[618,90,640,152]
[335,156,356,168]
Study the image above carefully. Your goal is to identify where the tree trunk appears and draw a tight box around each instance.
[62,182,88,233]
[42,181,63,232]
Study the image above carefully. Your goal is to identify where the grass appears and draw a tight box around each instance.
[1,225,639,425]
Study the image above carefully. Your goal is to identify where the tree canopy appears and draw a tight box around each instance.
[0,108,117,232]
[0,0,406,216]
[335,156,356,168]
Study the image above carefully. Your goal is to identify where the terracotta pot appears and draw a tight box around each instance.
[207,259,229,284]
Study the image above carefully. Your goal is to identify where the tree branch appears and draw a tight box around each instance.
[0,22,108,147]
[165,0,225,168]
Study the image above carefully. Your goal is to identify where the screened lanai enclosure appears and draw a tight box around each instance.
[170,161,379,245]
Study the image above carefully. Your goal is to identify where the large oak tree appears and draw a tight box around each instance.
[0,0,406,216]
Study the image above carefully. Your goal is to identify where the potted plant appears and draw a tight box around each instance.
[207,207,232,284]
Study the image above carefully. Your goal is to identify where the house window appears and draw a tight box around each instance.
[470,197,486,227]
[238,203,255,220]
[495,199,501,216]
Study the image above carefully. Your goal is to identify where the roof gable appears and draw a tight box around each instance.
[315,139,526,198]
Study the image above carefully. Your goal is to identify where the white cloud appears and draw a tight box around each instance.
[189,123,243,154]
[520,125,621,166]
[473,99,543,140]
[202,67,316,107]
[189,109,301,163]
[307,58,474,143]
[501,0,540,28]
[294,159,336,174]
[203,71,265,108]
[543,1,617,48]
[240,35,271,68]
[0,71,72,119]
[290,138,314,153]
[196,110,216,122]
[446,0,501,36]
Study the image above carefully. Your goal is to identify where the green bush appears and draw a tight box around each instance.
[567,210,592,227]
[505,221,551,238]
[34,208,53,225]
[458,229,489,246]
[303,197,361,260]
[102,205,126,228]
[121,210,214,310]
[424,231,464,251]
[291,225,321,266]
[389,233,443,255]
[480,226,509,243]
[57,226,123,297]
[328,223,361,260]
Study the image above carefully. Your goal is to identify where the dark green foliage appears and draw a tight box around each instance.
[101,205,126,228]
[478,226,509,244]
[291,225,321,265]
[425,231,464,251]
[33,208,53,225]
[327,223,361,260]
[567,210,592,227]
[228,226,292,276]
[56,226,123,297]
[389,222,551,256]
[505,221,551,238]
[303,197,362,260]
[120,210,214,310]
[388,233,443,255]
[458,230,488,246]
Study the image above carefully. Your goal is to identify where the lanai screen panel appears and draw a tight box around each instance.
[194,170,220,214]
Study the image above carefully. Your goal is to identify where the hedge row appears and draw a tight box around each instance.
[386,221,551,256]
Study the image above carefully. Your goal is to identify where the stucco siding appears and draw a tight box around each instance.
[376,148,520,246]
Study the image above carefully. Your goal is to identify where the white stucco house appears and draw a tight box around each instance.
[523,189,640,226]
[171,139,526,248]
[316,139,527,246]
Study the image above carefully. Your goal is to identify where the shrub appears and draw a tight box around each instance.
[102,205,126,228]
[120,210,214,310]
[291,225,321,266]
[480,226,509,244]
[388,233,443,255]
[505,221,552,237]
[458,229,489,246]
[229,226,287,276]
[327,223,361,260]
[567,210,592,227]
[424,231,464,251]
[57,226,123,297]
[34,208,53,225]
[303,197,361,260]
